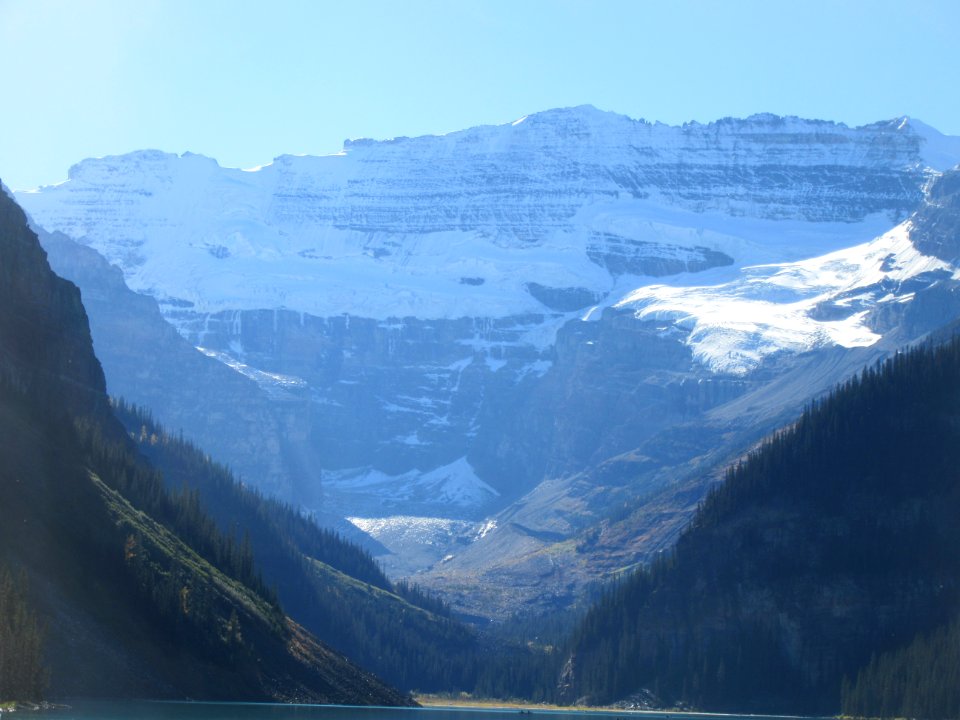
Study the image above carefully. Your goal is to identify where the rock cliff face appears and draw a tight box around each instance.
[17,109,960,611]
[19,109,951,332]
[22,109,942,247]
[911,166,960,263]
[0,185,106,419]
[37,229,308,501]
[419,171,960,619]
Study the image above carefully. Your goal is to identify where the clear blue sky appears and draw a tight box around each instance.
[1,0,958,190]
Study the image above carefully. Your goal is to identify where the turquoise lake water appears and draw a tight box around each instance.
[26,700,817,720]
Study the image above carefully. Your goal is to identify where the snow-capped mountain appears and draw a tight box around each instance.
[19,108,955,326]
[17,107,960,604]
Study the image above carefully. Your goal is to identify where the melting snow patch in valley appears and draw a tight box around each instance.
[347,515,478,545]
[346,515,483,576]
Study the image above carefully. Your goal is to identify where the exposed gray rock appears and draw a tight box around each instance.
[20,114,960,619]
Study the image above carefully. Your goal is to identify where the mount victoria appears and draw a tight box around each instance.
[18,106,960,617]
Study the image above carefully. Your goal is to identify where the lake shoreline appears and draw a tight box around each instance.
[415,696,608,712]
[414,695,697,715]
[6,697,838,720]
[0,702,71,714]
[414,697,831,719]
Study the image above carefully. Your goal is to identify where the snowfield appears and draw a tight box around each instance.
[324,456,499,517]
[614,222,956,374]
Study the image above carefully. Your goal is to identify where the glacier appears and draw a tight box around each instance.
[615,221,956,374]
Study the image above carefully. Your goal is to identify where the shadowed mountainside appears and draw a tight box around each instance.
[0,184,411,705]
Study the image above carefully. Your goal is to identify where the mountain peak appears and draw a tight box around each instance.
[63,149,223,186]
[20,108,952,327]
[902,117,960,171]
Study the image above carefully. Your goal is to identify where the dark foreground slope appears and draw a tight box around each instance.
[0,185,410,705]
[112,400,484,693]
[841,611,960,719]
[33,217,542,696]
[564,337,960,715]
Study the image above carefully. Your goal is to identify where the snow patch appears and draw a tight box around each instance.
[615,222,953,375]
[516,359,553,381]
[581,305,602,321]
[324,457,499,514]
[17,111,936,329]
[475,519,497,540]
[195,346,307,392]
[345,515,482,576]
[485,356,508,372]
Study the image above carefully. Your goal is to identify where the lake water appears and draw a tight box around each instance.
[26,700,814,720]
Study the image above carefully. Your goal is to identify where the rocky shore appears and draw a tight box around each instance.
[0,702,70,714]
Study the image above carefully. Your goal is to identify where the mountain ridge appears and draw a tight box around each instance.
[18,111,960,618]
[36,107,956,184]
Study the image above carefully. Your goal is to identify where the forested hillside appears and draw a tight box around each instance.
[112,400,566,698]
[565,336,960,715]
[0,185,410,705]
[0,566,45,701]
[112,399,484,692]
[841,612,960,719]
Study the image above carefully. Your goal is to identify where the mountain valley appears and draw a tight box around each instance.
[0,185,415,703]
[15,107,960,622]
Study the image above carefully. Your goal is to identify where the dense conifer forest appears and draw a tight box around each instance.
[112,399,389,590]
[0,363,403,701]
[563,336,960,716]
[112,400,506,693]
[75,411,280,610]
[842,613,960,719]
[0,565,46,702]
